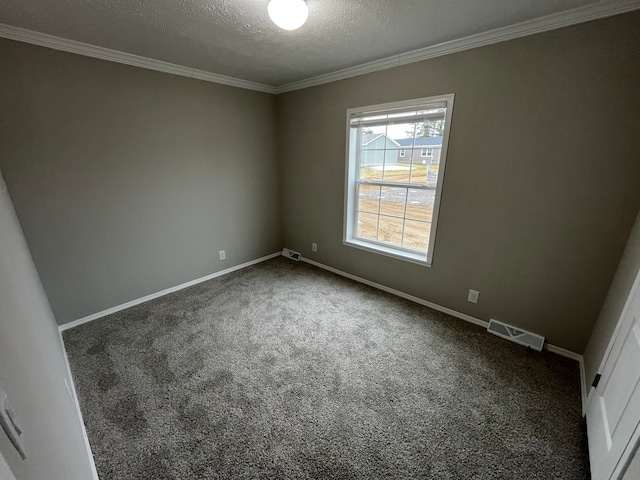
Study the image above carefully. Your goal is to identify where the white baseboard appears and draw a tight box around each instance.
[59,252,281,332]
[58,330,100,480]
[300,257,587,412]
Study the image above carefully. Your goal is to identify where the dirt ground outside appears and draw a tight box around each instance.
[357,165,435,251]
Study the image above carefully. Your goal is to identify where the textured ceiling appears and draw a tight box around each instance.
[0,0,608,86]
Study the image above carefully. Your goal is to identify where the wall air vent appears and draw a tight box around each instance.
[487,319,545,351]
[281,248,301,261]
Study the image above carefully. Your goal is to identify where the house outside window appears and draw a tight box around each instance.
[344,94,454,266]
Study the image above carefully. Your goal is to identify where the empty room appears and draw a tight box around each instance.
[1,1,640,479]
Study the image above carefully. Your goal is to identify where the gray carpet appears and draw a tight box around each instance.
[63,257,589,479]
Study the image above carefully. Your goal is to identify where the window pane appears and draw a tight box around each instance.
[402,220,431,251]
[382,150,411,183]
[358,125,387,181]
[426,162,439,187]
[386,122,418,143]
[378,215,404,246]
[409,162,427,183]
[360,164,383,181]
[358,184,380,214]
[387,124,417,169]
[400,148,415,164]
[359,149,384,181]
[359,124,387,137]
[406,189,434,222]
[379,187,407,217]
[414,118,446,138]
[357,212,379,241]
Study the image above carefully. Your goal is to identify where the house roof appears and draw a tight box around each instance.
[361,133,384,145]
[394,136,443,147]
[361,134,401,148]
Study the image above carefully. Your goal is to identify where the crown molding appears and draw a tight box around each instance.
[1,0,638,96]
[0,23,277,94]
[274,0,640,94]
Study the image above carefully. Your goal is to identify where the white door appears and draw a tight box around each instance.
[587,269,640,480]
[0,450,17,480]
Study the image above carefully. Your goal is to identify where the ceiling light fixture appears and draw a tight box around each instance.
[268,0,309,31]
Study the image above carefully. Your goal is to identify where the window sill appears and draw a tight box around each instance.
[343,239,431,267]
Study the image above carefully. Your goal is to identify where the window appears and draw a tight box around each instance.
[343,94,454,266]
[421,148,433,157]
[399,149,406,157]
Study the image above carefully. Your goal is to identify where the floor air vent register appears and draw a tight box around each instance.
[282,248,301,261]
[487,319,545,351]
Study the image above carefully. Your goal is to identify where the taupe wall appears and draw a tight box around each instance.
[277,12,640,353]
[0,173,95,480]
[0,39,282,325]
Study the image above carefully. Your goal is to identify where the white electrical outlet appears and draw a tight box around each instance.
[219,250,226,260]
[468,289,480,304]
[311,243,317,252]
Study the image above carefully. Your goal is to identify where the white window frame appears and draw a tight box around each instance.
[399,149,406,157]
[343,94,455,267]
